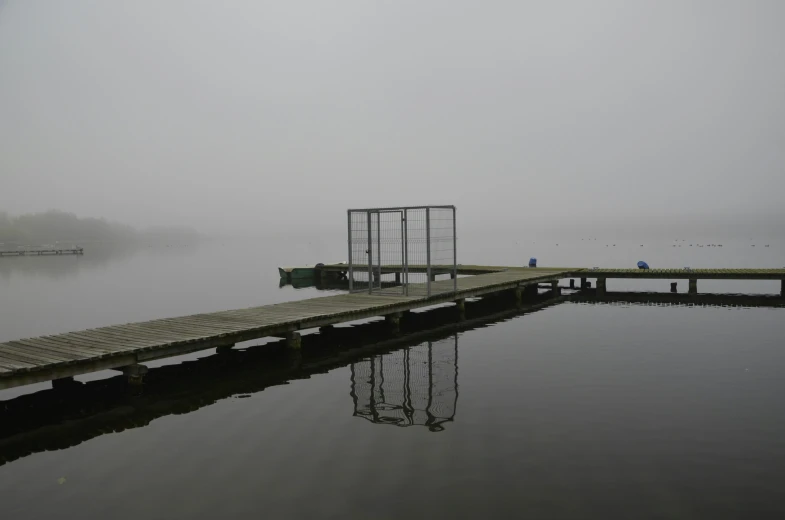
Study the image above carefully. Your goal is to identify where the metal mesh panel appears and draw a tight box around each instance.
[349,335,459,432]
[347,205,457,297]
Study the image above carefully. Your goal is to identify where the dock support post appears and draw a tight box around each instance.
[581,277,587,289]
[569,279,575,289]
[385,312,403,333]
[670,282,678,293]
[121,364,148,386]
[689,279,697,295]
[781,280,784,297]
[596,278,606,296]
[455,298,466,320]
[319,325,335,334]
[551,280,560,296]
[430,273,436,282]
[286,331,302,350]
[216,344,235,354]
[395,272,400,284]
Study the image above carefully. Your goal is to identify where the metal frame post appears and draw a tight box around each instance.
[400,212,405,295]
[347,210,353,292]
[404,209,409,296]
[452,206,457,294]
[376,211,381,292]
[426,207,431,297]
[367,211,373,294]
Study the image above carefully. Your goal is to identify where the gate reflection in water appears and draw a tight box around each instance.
[350,335,458,432]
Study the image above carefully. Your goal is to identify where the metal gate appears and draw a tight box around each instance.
[347,205,457,297]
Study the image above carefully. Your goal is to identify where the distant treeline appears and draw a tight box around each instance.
[0,210,200,244]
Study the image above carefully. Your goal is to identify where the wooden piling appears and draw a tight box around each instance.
[385,312,403,333]
[455,298,466,320]
[286,331,302,350]
[121,364,148,386]
[689,279,698,295]
[596,278,606,296]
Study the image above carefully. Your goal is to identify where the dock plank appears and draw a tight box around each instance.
[0,345,66,367]
[51,331,148,352]
[3,341,81,364]
[10,339,101,361]
[63,329,175,349]
[20,337,117,359]
[0,354,38,370]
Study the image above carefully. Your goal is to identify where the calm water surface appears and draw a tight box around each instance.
[0,237,783,519]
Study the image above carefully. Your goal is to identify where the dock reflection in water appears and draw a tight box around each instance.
[1,291,782,469]
[0,291,559,467]
[351,337,458,432]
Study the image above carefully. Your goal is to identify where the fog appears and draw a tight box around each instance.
[1,0,783,238]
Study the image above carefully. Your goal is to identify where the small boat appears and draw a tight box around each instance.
[278,267,317,280]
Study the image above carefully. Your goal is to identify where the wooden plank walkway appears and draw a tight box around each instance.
[0,268,570,390]
[318,264,785,281]
[570,267,785,280]
[0,248,84,257]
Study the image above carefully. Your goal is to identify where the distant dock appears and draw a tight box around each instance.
[0,247,83,257]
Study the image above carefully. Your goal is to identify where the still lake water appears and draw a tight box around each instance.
[0,236,784,519]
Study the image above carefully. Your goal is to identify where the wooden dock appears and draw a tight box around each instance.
[0,268,569,390]
[1,265,784,391]
[0,247,83,257]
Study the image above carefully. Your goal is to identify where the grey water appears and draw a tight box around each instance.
[0,236,784,519]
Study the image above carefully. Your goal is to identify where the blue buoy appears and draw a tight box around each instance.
[637,261,649,270]
[528,257,537,268]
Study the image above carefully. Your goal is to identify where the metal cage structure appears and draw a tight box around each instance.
[347,205,457,297]
[349,335,459,432]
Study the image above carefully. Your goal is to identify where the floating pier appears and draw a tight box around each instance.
[0,248,84,257]
[0,268,568,390]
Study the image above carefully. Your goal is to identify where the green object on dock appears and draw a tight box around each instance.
[278,267,316,280]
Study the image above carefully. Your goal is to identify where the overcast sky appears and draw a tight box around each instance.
[1,0,783,236]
